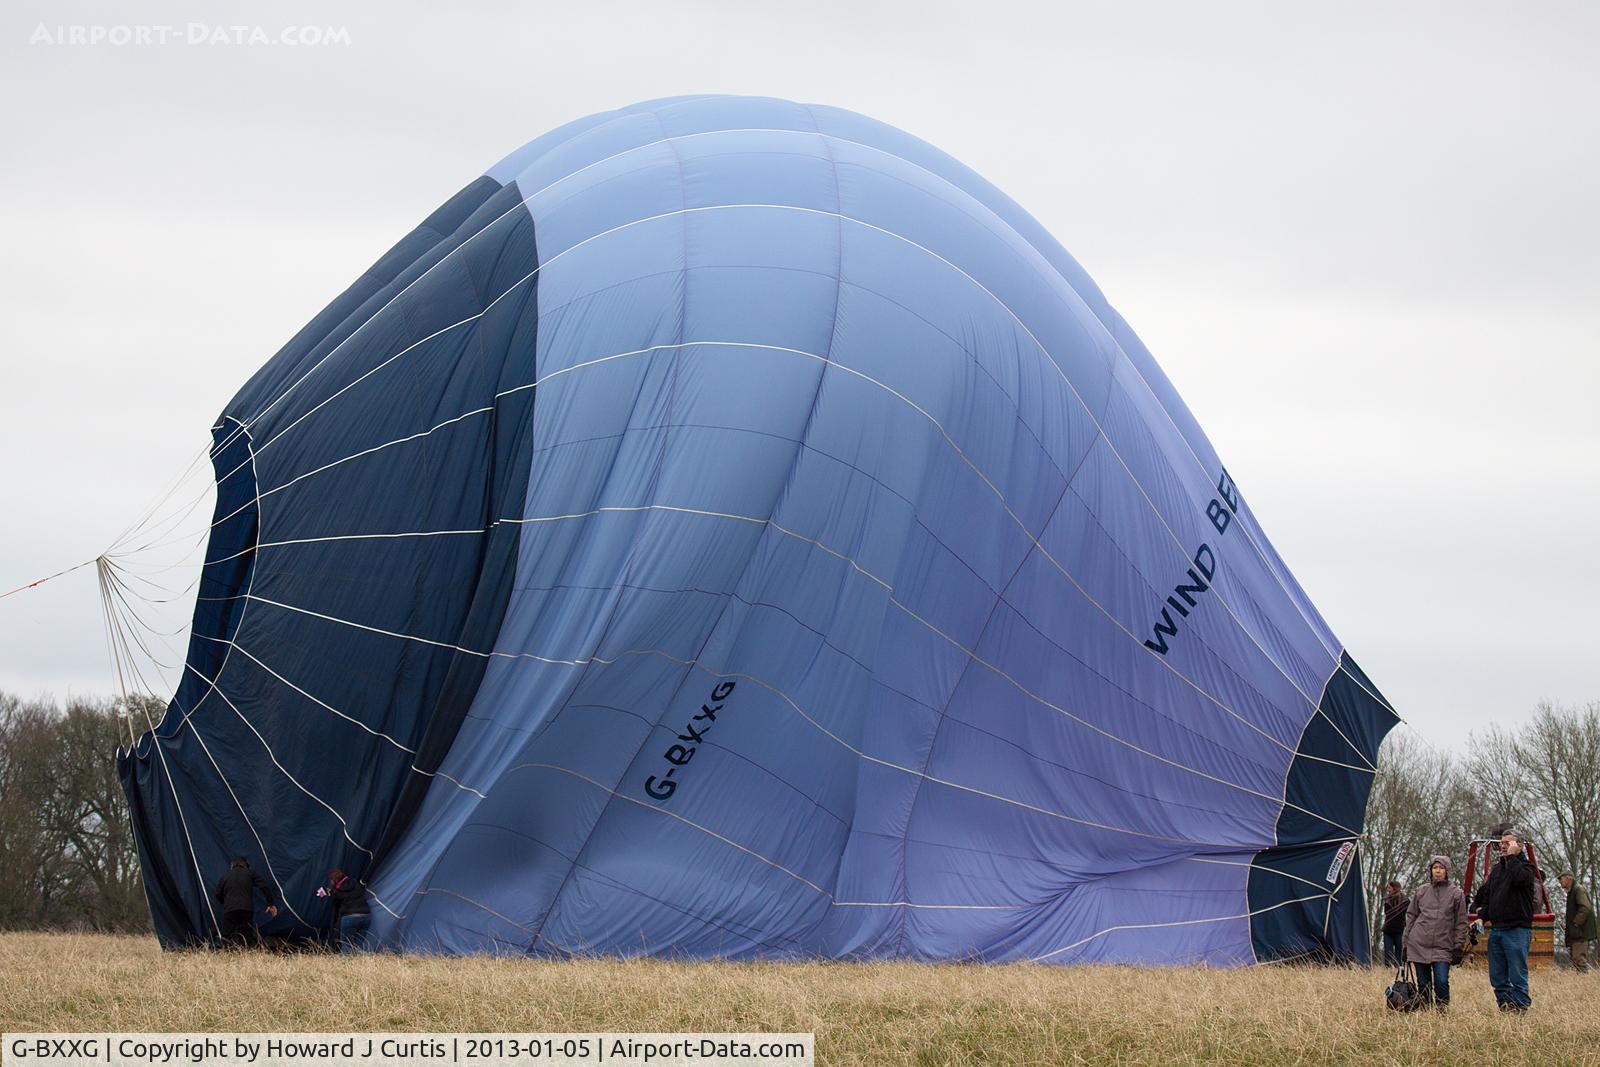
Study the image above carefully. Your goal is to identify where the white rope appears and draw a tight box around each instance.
[404,887,569,954]
[157,497,1376,821]
[829,900,1022,909]
[762,201,1369,762]
[242,583,1359,838]
[157,417,262,733]
[1029,889,1332,962]
[225,379,1376,780]
[129,124,1373,742]
[502,761,1207,912]
[159,672,310,927]
[1185,854,1341,897]
[99,562,183,672]
[383,764,1328,951]
[185,195,1375,772]
[109,470,217,559]
[158,658,407,925]
[106,435,218,554]
[105,356,1373,905]
[118,528,1355,937]
[127,150,1380,767]
[104,564,315,934]
[187,326,1367,774]
[175,631,415,746]
[397,853,1323,961]
[154,625,489,814]
[209,605,1262,846]
[412,123,1362,745]
[96,558,221,936]
[276,581,1352,821]
[207,684,374,859]
[97,580,138,750]
[151,420,410,911]
[736,127,1343,670]
[125,414,389,908]
[509,762,832,896]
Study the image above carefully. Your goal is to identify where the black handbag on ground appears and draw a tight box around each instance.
[1385,961,1421,1011]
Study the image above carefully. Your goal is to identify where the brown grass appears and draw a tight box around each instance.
[1,934,1597,1065]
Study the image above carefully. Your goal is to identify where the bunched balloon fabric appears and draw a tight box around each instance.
[120,95,1396,964]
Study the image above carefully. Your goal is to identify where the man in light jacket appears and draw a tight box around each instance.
[1404,855,1468,1011]
[1559,873,1595,973]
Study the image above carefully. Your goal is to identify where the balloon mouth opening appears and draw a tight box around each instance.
[128,418,260,754]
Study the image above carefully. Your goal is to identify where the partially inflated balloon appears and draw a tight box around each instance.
[120,95,1394,964]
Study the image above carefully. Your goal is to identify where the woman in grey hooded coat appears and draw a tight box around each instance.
[1404,855,1468,1010]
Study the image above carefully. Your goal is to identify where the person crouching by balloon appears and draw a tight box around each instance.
[1404,855,1469,1011]
[214,856,279,948]
[316,868,371,953]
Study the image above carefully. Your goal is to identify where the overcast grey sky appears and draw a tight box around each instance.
[1,0,1595,751]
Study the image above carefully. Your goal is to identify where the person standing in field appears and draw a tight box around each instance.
[1403,857,1467,1011]
[1471,830,1537,1011]
[214,856,279,948]
[1381,881,1409,967]
[1559,873,1595,973]
[319,867,371,953]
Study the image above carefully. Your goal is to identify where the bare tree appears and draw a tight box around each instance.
[1362,729,1480,949]
[1462,723,1534,835]
[0,691,151,932]
[49,697,149,929]
[1513,701,1600,889]
[0,695,56,927]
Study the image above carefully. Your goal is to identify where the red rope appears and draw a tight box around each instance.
[0,558,97,599]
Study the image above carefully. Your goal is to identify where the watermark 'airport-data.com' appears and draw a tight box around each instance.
[30,23,352,47]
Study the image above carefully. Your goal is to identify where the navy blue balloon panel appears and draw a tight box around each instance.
[120,96,1394,964]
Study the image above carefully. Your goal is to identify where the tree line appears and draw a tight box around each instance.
[0,692,151,931]
[0,689,1595,953]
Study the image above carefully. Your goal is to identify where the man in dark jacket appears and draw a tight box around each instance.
[1471,830,1537,1010]
[319,867,371,953]
[214,857,279,948]
[1381,881,1409,966]
[1559,873,1595,973]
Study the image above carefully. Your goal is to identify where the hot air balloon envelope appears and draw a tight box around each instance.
[120,95,1395,965]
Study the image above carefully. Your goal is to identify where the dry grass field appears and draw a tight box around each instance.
[1,933,1597,1065]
